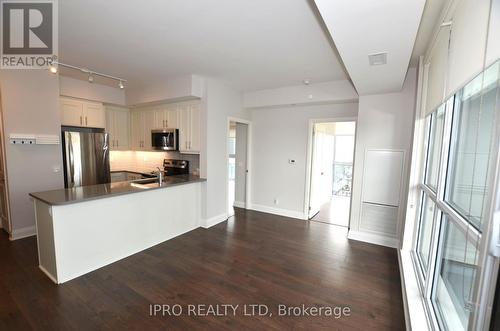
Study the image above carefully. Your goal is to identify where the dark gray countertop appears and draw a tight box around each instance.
[29,175,206,206]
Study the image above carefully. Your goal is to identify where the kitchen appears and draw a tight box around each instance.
[20,73,207,284]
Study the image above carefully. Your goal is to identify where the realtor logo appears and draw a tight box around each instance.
[1,0,57,69]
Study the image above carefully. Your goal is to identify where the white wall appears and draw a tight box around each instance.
[0,70,64,237]
[201,79,249,224]
[243,80,358,109]
[249,102,358,218]
[234,123,248,205]
[349,68,417,247]
[126,75,204,106]
[59,76,126,105]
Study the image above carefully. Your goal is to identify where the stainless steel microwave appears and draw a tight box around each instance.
[151,129,178,151]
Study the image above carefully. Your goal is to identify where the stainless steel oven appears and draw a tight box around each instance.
[151,129,178,151]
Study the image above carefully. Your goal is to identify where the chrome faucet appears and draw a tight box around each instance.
[156,167,163,185]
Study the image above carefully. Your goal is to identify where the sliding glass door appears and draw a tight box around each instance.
[411,60,500,330]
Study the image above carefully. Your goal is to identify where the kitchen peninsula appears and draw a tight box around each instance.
[29,175,206,284]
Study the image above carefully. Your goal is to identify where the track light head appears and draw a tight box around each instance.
[49,63,58,74]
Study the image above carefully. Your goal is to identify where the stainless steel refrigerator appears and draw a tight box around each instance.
[62,127,110,188]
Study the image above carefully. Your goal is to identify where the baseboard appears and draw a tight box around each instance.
[233,201,246,208]
[10,225,36,241]
[202,213,228,229]
[39,265,58,284]
[250,204,307,220]
[347,230,400,248]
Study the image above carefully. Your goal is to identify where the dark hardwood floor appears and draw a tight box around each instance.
[0,209,405,330]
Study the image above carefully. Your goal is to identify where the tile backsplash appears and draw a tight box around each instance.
[110,151,200,175]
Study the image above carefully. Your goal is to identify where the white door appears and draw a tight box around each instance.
[60,98,83,126]
[309,128,324,218]
[84,103,105,128]
[234,123,248,208]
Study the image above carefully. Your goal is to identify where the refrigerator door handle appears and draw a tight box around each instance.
[67,133,75,186]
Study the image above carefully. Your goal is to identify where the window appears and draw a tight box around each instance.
[416,193,436,271]
[432,216,478,331]
[410,60,500,331]
[425,105,445,191]
[445,62,499,230]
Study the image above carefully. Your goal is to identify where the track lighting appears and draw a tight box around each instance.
[49,63,58,74]
[49,61,127,89]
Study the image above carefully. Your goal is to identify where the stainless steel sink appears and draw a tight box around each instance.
[130,177,160,189]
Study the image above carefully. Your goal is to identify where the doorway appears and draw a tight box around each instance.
[227,120,249,217]
[307,121,356,227]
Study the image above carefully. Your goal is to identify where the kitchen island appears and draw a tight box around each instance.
[29,175,206,284]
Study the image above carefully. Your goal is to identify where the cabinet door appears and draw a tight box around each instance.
[178,105,190,152]
[153,109,166,129]
[166,108,178,128]
[114,110,129,150]
[189,104,201,152]
[60,98,83,126]
[130,111,143,150]
[105,109,116,150]
[143,111,155,150]
[84,102,105,128]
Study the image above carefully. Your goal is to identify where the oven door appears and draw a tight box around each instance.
[151,129,178,151]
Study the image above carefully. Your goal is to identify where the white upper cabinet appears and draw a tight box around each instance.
[60,97,105,128]
[178,102,201,154]
[105,106,129,150]
[425,26,450,114]
[153,107,178,129]
[60,98,83,127]
[84,102,106,128]
[130,110,155,150]
[129,100,200,152]
[486,0,500,66]
[446,0,491,96]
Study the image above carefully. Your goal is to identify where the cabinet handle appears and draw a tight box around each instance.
[116,140,119,148]
[165,120,168,128]
[85,116,88,126]
[80,116,82,125]
[185,141,188,150]
[189,141,191,150]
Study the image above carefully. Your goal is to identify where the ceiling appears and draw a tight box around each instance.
[59,0,348,91]
[313,0,426,95]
